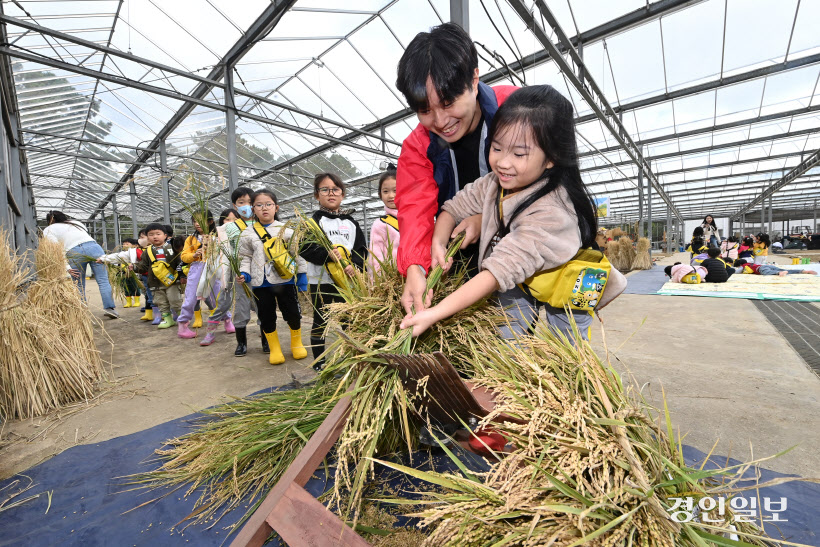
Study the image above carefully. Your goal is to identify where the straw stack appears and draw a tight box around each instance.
[633,237,653,270]
[605,238,622,270]
[0,234,104,420]
[617,236,636,271]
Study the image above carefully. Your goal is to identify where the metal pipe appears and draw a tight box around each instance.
[768,192,773,233]
[130,179,138,237]
[224,67,239,192]
[160,140,171,225]
[112,194,120,246]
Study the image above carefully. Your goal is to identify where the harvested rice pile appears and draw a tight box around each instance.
[377,326,782,546]
[0,234,104,420]
[137,226,792,545]
[617,236,636,271]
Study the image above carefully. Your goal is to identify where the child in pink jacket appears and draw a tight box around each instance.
[664,262,708,283]
[369,168,400,272]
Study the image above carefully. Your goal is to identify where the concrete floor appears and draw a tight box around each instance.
[1,254,819,479]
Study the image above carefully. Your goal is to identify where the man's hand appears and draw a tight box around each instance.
[452,213,482,248]
[401,265,432,315]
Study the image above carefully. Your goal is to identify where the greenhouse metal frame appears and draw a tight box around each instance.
[1,0,818,252]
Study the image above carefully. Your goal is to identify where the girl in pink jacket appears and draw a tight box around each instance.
[369,169,400,272]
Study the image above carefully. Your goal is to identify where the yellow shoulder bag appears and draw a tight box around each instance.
[146,246,178,287]
[252,222,296,280]
[494,183,611,312]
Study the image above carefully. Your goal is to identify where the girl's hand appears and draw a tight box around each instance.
[330,248,342,261]
[430,241,452,272]
[194,248,204,258]
[400,307,439,337]
[452,214,482,247]
[344,265,356,277]
[69,268,81,279]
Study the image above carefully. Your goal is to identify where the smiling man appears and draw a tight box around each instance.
[395,22,517,314]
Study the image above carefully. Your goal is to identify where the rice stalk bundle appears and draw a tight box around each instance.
[0,235,103,420]
[618,236,636,271]
[136,237,503,527]
[633,237,653,270]
[105,255,144,304]
[605,238,623,271]
[375,325,794,546]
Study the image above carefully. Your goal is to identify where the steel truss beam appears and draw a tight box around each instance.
[731,149,820,219]
[0,14,402,145]
[606,176,820,204]
[248,0,703,181]
[507,0,684,223]
[584,149,811,189]
[575,53,820,126]
[582,126,820,175]
[579,105,820,160]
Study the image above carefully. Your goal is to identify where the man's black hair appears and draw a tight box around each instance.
[231,186,254,204]
[396,22,478,112]
[145,222,167,235]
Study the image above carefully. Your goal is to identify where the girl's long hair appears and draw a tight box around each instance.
[45,210,85,231]
[756,232,771,248]
[702,215,718,228]
[488,85,597,248]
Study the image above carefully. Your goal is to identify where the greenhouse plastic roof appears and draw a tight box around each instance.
[1,0,819,227]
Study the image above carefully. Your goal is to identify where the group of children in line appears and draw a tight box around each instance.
[665,227,816,283]
[102,168,400,371]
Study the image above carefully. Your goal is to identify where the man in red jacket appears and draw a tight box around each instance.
[395,22,517,314]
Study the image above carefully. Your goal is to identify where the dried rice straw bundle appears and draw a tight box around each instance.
[633,237,653,270]
[0,234,103,419]
[605,237,623,271]
[376,324,801,546]
[617,236,636,271]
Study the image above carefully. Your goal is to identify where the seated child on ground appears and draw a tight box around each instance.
[687,228,709,258]
[664,262,707,283]
[720,236,740,261]
[701,247,734,283]
[731,259,817,277]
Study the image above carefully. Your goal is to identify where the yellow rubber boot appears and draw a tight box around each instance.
[123,297,132,308]
[191,309,203,328]
[264,331,285,365]
[133,295,140,307]
[290,328,307,360]
[140,307,153,321]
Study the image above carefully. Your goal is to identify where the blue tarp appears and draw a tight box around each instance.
[1,389,817,546]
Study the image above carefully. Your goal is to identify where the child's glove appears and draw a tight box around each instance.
[296,272,308,292]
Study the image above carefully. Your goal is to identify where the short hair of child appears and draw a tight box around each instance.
[733,258,745,267]
[122,238,139,246]
[707,247,720,258]
[145,222,167,235]
[230,186,254,204]
[692,226,704,237]
[396,22,478,113]
[664,265,673,277]
[164,224,174,237]
[313,173,345,197]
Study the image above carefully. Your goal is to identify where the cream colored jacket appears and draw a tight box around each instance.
[442,172,626,308]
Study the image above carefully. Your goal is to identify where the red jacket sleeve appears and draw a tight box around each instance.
[396,125,437,276]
